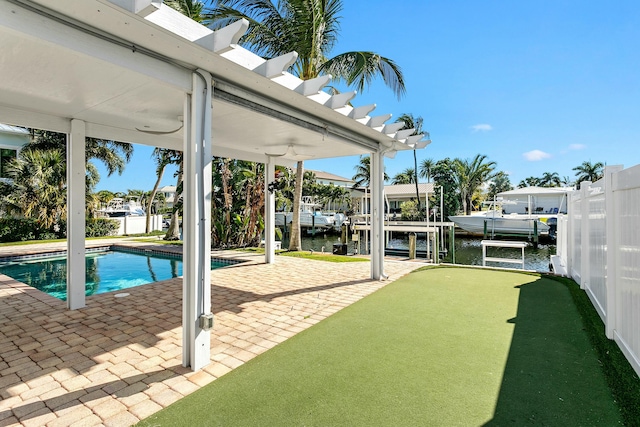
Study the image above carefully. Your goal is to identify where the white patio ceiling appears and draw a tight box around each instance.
[0,0,428,164]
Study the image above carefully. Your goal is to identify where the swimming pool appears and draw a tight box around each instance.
[0,248,231,300]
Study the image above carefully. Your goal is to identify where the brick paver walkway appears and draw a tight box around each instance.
[0,242,423,426]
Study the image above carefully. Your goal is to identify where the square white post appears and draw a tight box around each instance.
[67,119,86,310]
[265,160,276,264]
[580,181,591,290]
[182,70,213,371]
[566,192,574,277]
[604,165,623,338]
[370,151,385,280]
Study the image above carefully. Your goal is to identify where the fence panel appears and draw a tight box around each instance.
[612,165,640,373]
[569,193,582,283]
[112,215,163,235]
[556,164,640,376]
[586,181,607,319]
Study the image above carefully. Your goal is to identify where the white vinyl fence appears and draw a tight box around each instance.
[109,214,163,235]
[555,164,640,376]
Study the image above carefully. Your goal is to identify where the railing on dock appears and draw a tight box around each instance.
[480,240,528,269]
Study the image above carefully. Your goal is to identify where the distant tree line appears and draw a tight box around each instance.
[353,154,606,218]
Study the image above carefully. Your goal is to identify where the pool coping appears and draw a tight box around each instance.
[0,242,253,304]
[0,244,247,267]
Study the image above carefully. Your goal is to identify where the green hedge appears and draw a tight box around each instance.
[0,217,119,242]
[0,218,41,242]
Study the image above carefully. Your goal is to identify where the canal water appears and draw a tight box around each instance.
[280,232,555,273]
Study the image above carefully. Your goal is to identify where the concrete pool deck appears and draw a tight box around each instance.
[0,241,423,426]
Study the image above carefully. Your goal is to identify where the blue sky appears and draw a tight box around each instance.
[96,0,640,192]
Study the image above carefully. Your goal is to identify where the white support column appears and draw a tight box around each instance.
[370,151,385,280]
[265,160,276,264]
[182,70,213,371]
[67,119,86,310]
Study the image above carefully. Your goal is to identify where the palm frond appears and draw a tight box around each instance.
[321,51,406,100]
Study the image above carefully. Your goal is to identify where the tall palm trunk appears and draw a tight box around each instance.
[221,159,232,236]
[146,165,166,233]
[165,158,183,240]
[246,163,265,246]
[288,161,304,251]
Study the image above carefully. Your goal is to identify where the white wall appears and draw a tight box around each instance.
[111,214,163,235]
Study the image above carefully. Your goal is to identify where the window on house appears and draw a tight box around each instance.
[0,149,17,179]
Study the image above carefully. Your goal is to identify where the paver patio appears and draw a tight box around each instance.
[0,242,422,426]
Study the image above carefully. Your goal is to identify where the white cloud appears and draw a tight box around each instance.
[523,150,552,161]
[471,124,493,132]
[568,143,586,150]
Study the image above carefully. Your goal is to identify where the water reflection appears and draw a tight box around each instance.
[283,234,555,272]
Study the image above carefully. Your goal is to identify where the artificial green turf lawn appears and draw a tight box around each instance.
[138,267,622,426]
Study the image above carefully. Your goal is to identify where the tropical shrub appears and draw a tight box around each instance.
[0,217,67,242]
[85,218,120,237]
[400,200,422,221]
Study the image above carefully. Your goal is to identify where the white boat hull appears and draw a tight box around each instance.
[275,212,334,230]
[449,214,550,235]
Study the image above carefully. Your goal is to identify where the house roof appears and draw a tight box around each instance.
[0,123,29,135]
[0,0,430,166]
[308,170,353,183]
[498,186,573,197]
[384,183,435,197]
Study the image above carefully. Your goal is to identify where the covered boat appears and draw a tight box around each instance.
[449,210,550,236]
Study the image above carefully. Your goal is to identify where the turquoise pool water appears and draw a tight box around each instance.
[0,249,229,300]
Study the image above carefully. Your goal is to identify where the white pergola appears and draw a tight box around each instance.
[0,0,429,370]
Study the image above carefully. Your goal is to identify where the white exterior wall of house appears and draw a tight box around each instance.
[555,164,640,377]
[308,170,354,188]
[109,214,164,235]
[159,185,177,209]
[0,124,29,181]
[307,170,354,212]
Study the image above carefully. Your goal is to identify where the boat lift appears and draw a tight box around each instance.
[352,185,455,262]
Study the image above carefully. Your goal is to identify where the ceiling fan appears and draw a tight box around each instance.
[265,144,313,159]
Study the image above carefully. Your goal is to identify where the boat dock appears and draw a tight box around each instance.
[352,220,457,262]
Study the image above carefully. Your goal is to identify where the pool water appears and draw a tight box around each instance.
[0,249,228,300]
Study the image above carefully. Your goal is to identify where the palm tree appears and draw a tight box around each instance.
[1,149,67,228]
[146,149,181,233]
[430,158,460,218]
[391,167,416,185]
[518,176,541,188]
[26,129,133,184]
[352,155,388,188]
[206,0,406,251]
[395,113,427,203]
[540,171,561,187]
[487,171,512,199]
[166,0,204,20]
[560,176,573,187]
[1,130,132,226]
[452,154,497,215]
[419,158,435,183]
[573,161,604,187]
